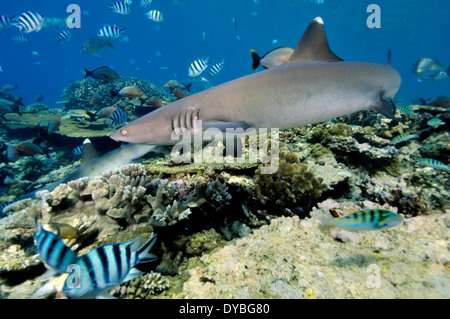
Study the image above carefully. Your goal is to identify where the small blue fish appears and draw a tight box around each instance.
[57,29,72,43]
[319,209,403,231]
[426,117,445,127]
[34,216,78,274]
[62,235,158,299]
[72,145,83,155]
[417,158,450,170]
[108,107,127,128]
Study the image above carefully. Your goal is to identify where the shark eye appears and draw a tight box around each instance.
[120,129,128,136]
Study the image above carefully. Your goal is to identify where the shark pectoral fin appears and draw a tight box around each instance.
[287,17,343,64]
[202,121,252,132]
[371,98,396,120]
[345,111,361,123]
[225,135,243,158]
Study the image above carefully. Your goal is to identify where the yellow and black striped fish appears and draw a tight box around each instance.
[188,57,209,77]
[146,10,163,22]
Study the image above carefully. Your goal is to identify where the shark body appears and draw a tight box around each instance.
[110,17,401,145]
[17,141,158,200]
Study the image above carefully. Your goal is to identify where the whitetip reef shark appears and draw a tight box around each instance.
[15,16,401,201]
[110,17,401,145]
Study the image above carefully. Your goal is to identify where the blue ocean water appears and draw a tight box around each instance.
[0,0,449,106]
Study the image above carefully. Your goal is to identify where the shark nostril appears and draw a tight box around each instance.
[121,129,128,136]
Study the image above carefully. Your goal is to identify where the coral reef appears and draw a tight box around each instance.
[88,164,151,226]
[145,177,232,227]
[178,211,450,299]
[60,76,168,111]
[110,271,171,299]
[254,146,329,212]
[185,228,223,256]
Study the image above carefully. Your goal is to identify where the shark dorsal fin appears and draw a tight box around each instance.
[287,17,343,64]
[81,139,100,164]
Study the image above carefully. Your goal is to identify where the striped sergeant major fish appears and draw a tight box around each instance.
[319,209,403,231]
[34,216,78,274]
[62,235,158,299]
[108,107,127,129]
[10,34,28,43]
[57,29,72,43]
[107,1,131,15]
[72,145,83,155]
[188,57,209,77]
[0,14,13,29]
[12,11,44,33]
[417,158,450,171]
[209,60,225,77]
[146,10,163,22]
[98,25,126,39]
[140,0,153,8]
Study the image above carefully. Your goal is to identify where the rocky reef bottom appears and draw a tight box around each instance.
[1,201,448,299]
[179,208,449,299]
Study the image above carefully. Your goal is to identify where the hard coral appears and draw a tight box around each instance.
[61,76,168,111]
[254,146,328,212]
[90,164,152,226]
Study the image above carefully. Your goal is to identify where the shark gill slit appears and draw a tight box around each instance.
[180,111,187,131]
[186,110,193,130]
